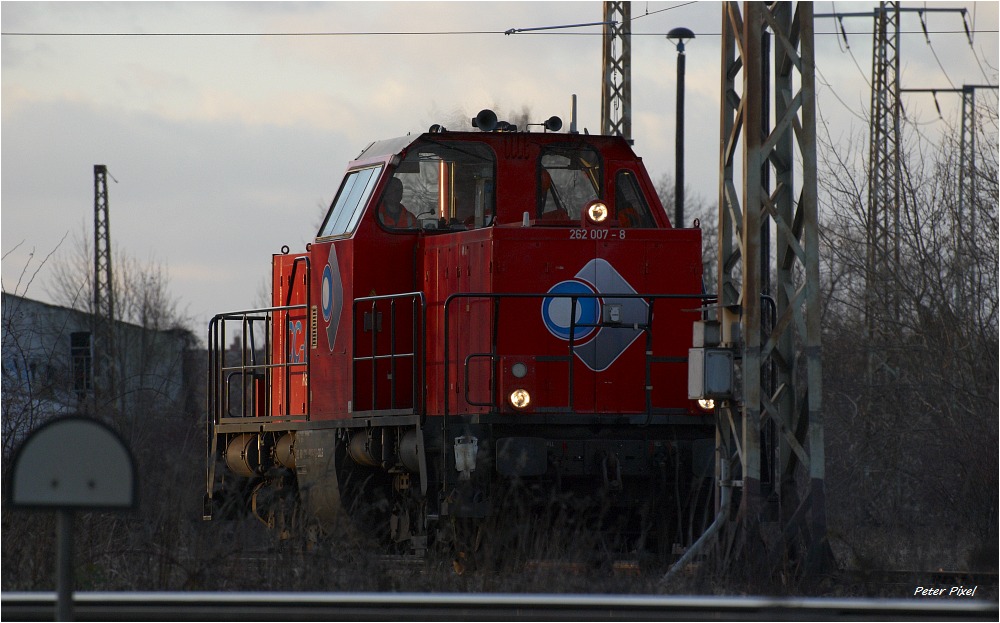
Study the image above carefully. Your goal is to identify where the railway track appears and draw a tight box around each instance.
[3,591,997,621]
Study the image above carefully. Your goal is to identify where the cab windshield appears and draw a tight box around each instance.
[538,146,602,221]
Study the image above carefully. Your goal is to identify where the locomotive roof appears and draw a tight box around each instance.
[351,131,638,167]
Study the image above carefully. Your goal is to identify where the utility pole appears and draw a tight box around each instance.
[601,1,631,141]
[816,4,970,382]
[716,2,829,574]
[958,85,976,306]
[865,2,902,382]
[900,84,998,306]
[954,84,997,307]
[667,27,696,228]
[93,164,117,417]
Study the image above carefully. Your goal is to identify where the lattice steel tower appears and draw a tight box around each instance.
[903,84,996,306]
[601,1,631,140]
[716,2,829,573]
[93,164,117,412]
[957,85,978,306]
[865,2,902,376]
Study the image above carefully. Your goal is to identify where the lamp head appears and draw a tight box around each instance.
[667,26,696,52]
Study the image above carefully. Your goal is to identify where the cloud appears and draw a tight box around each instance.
[2,0,997,337]
[1,95,357,329]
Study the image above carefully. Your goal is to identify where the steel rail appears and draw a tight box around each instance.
[3,591,997,622]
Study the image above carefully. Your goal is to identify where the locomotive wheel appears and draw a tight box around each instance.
[337,463,393,543]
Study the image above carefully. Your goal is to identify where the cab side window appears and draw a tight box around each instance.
[614,170,655,228]
[318,165,383,238]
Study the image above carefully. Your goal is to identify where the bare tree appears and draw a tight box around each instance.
[44,228,193,440]
[1,237,70,458]
[654,173,718,295]
[818,85,998,571]
[2,229,203,592]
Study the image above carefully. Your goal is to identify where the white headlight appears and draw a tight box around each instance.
[698,398,715,411]
[510,389,531,409]
[587,202,609,223]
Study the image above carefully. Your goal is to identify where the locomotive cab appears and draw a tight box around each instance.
[206,111,715,557]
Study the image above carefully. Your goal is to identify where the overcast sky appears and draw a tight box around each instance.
[2,1,997,338]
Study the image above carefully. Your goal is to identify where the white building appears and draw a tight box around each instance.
[1,292,197,456]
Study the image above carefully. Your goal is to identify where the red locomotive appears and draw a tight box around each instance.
[205,110,715,555]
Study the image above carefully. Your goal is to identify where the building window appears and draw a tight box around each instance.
[71,331,93,398]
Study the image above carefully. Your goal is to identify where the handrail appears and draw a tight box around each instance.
[206,303,311,428]
[441,290,712,430]
[440,290,710,501]
[285,257,311,418]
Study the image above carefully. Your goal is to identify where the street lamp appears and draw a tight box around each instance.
[667,27,695,228]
